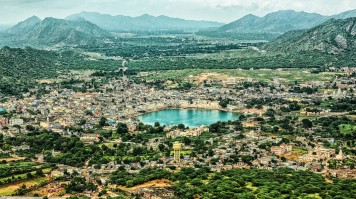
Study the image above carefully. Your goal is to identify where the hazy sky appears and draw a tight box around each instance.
[1,0,356,25]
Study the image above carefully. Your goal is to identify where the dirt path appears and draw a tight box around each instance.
[194,72,230,85]
[0,157,25,162]
[0,176,49,196]
[115,179,172,192]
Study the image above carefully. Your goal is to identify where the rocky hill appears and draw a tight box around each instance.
[66,12,223,32]
[265,17,356,54]
[5,16,41,34]
[1,17,111,46]
[202,9,356,40]
[0,46,58,78]
[218,10,327,34]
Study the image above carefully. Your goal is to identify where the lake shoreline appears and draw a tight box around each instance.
[137,108,240,128]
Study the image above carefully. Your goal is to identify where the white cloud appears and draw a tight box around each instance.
[1,0,356,24]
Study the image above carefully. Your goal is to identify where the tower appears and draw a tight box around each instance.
[121,60,128,77]
[336,148,343,160]
[121,60,129,86]
[173,141,182,162]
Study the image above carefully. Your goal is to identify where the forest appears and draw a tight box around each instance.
[1,36,356,98]
[171,167,356,199]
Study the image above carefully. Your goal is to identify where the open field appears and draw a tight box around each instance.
[28,181,68,197]
[0,159,51,196]
[142,69,343,84]
[0,157,26,162]
[115,179,172,192]
[0,167,51,184]
[0,176,48,196]
[339,124,356,135]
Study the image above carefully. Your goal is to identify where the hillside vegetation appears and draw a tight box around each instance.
[199,9,356,40]
[266,17,356,54]
[1,17,110,47]
[66,11,223,32]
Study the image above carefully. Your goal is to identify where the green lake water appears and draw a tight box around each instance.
[138,109,239,127]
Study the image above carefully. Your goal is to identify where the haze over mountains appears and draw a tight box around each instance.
[265,17,356,54]
[1,9,356,47]
[1,9,356,95]
[201,9,356,40]
[65,12,224,32]
[1,16,110,47]
[218,10,328,34]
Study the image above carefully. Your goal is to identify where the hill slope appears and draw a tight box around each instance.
[1,17,111,47]
[5,16,41,34]
[265,17,356,54]
[0,46,61,96]
[202,9,356,40]
[219,10,327,34]
[65,12,223,32]
[332,9,356,19]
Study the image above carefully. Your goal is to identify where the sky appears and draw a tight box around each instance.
[1,0,356,25]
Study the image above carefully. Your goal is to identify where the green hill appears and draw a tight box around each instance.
[266,17,356,54]
[66,11,223,32]
[1,17,111,47]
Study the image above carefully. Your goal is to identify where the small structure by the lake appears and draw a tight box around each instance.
[173,141,182,162]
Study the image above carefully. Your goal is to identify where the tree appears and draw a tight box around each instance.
[234,121,243,131]
[154,122,160,127]
[158,143,165,151]
[36,169,44,176]
[21,184,26,189]
[26,125,35,131]
[13,124,21,134]
[78,119,86,125]
[219,99,229,108]
[178,124,185,130]
[98,189,107,197]
[99,117,107,127]
[302,119,313,129]
[183,137,192,145]
[264,108,275,117]
[116,123,129,134]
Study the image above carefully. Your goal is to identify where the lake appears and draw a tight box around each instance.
[138,109,240,127]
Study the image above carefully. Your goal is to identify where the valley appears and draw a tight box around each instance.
[0,4,356,199]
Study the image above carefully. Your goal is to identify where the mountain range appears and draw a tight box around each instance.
[1,16,110,47]
[65,12,224,32]
[1,9,356,47]
[1,17,355,91]
[202,9,356,40]
[265,17,356,54]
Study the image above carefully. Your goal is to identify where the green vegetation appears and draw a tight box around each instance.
[65,177,97,194]
[110,168,170,187]
[171,167,356,199]
[339,124,356,135]
[108,166,356,198]
[140,69,339,84]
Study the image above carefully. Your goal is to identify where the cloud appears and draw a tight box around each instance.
[0,0,356,25]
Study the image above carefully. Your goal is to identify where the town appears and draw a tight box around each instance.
[0,66,355,198]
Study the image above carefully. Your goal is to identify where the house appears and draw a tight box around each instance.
[225,78,237,85]
[270,143,292,156]
[9,118,24,125]
[80,134,100,144]
[0,118,8,126]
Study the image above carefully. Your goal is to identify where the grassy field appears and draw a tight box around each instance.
[0,167,50,184]
[142,69,342,84]
[339,124,356,135]
[0,161,39,168]
[292,147,308,155]
[0,176,48,196]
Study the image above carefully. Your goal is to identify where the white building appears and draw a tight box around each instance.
[9,118,24,126]
[226,78,236,85]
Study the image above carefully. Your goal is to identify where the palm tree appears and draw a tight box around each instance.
[13,124,21,134]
